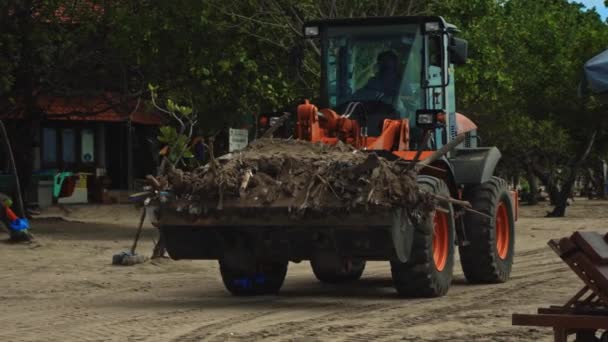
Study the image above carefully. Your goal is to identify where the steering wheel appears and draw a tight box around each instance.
[335,101,368,121]
[335,100,398,132]
[357,87,404,108]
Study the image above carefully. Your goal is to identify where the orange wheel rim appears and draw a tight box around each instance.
[432,211,449,271]
[496,201,510,260]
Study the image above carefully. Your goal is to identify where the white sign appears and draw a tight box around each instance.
[229,128,249,152]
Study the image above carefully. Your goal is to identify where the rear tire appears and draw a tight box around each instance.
[310,257,366,284]
[390,175,455,297]
[219,257,288,296]
[459,176,515,283]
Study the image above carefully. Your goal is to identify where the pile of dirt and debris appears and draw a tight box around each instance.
[163,139,436,217]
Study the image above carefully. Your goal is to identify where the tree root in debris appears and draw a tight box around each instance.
[162,139,437,217]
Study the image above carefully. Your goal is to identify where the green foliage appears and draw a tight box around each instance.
[431,0,608,176]
[107,0,303,134]
[158,126,195,164]
[157,125,194,164]
[0,0,134,118]
[491,114,573,173]
[3,0,608,190]
[151,86,196,166]
[105,0,432,133]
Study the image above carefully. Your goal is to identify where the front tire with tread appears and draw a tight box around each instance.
[459,176,515,284]
[390,175,455,298]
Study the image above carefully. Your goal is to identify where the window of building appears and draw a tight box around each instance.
[42,128,58,164]
[62,129,76,163]
[81,129,95,163]
[40,126,97,169]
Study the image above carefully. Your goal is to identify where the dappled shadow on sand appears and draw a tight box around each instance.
[29,219,154,241]
[97,275,470,311]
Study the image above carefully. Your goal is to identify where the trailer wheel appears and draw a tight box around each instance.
[219,258,288,296]
[390,175,455,297]
[459,176,515,283]
[310,257,366,284]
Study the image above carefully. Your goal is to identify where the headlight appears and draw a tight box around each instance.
[415,109,442,128]
[417,113,434,125]
[425,22,441,32]
[269,117,281,127]
[304,26,319,37]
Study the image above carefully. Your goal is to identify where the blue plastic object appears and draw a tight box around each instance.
[584,49,608,94]
[9,218,29,232]
[234,278,252,289]
[233,275,266,289]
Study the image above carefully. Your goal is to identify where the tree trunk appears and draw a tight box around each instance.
[547,174,575,217]
[546,181,560,205]
[581,167,593,199]
[547,130,597,217]
[532,163,559,205]
[594,160,607,199]
[525,166,539,205]
[12,123,36,209]
[0,122,25,218]
[12,1,39,209]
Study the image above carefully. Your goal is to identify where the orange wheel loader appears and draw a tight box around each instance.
[158,16,517,297]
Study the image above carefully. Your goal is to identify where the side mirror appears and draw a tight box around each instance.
[303,26,319,38]
[449,37,468,65]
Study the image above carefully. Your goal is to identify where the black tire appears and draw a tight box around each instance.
[459,176,515,283]
[219,258,288,296]
[310,257,366,284]
[390,175,455,297]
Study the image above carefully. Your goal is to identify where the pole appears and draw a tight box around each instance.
[415,133,466,170]
[130,206,147,254]
[0,121,25,218]
[127,120,134,190]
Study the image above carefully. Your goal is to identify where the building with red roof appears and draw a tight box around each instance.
[1,1,165,204]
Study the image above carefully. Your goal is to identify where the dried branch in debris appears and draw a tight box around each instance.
[164,139,437,217]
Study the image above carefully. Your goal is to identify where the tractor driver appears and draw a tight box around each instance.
[353,50,402,103]
[350,50,405,135]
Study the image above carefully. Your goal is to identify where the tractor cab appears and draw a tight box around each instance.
[303,17,468,148]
